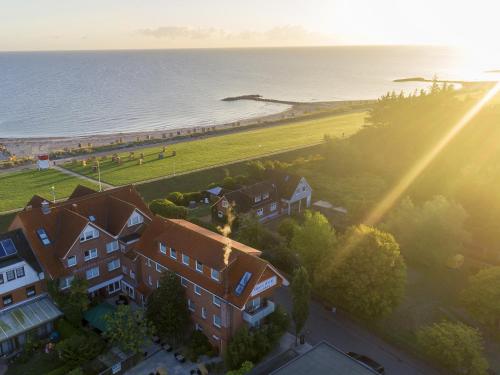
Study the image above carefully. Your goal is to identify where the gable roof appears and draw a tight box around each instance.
[136,217,286,309]
[266,170,304,199]
[13,185,152,279]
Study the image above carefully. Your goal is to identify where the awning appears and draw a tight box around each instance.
[83,302,116,332]
[0,295,62,342]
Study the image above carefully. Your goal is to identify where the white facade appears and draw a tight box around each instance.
[0,260,43,296]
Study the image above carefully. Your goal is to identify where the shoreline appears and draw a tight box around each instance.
[0,98,374,158]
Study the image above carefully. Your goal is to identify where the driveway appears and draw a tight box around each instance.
[274,287,446,375]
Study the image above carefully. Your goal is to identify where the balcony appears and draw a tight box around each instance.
[243,300,275,326]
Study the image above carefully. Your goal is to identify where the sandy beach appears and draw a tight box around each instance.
[0,98,373,158]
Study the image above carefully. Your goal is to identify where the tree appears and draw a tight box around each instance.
[103,305,154,354]
[290,210,336,283]
[146,271,190,344]
[318,225,406,319]
[186,330,214,361]
[50,277,90,326]
[383,196,469,267]
[57,334,104,365]
[149,199,188,219]
[236,215,281,250]
[277,217,298,245]
[417,321,489,375]
[291,267,311,344]
[226,361,254,375]
[461,266,500,329]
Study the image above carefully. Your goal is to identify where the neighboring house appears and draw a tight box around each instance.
[213,181,280,222]
[213,172,312,222]
[137,217,288,352]
[7,184,288,354]
[0,229,62,356]
[9,185,153,299]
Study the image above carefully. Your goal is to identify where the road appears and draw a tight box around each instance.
[274,287,446,375]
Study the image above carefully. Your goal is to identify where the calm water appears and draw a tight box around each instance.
[0,46,498,138]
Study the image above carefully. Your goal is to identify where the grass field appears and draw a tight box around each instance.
[0,169,98,212]
[63,111,367,185]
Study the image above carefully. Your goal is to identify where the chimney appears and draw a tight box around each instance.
[41,200,51,215]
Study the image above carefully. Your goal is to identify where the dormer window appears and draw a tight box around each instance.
[80,226,99,242]
[263,192,270,200]
[211,268,220,281]
[195,260,203,273]
[254,195,262,203]
[127,211,144,227]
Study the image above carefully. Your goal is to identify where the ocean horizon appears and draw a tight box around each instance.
[1,45,498,138]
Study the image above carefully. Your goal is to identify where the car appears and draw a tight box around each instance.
[347,352,385,374]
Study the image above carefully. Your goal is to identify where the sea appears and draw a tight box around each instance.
[0,46,499,138]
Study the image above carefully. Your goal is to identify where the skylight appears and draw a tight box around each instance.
[88,215,96,222]
[235,272,252,296]
[0,239,17,258]
[36,228,51,246]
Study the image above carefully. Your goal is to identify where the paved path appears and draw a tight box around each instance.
[52,165,114,190]
[275,287,446,375]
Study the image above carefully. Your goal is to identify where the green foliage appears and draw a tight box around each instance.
[236,215,281,250]
[149,198,188,219]
[103,305,154,354]
[226,361,254,375]
[416,321,489,375]
[291,267,311,340]
[290,210,336,283]
[277,217,299,244]
[383,196,469,267]
[146,271,190,344]
[57,334,105,366]
[50,277,90,326]
[185,330,214,361]
[461,266,500,330]
[66,368,84,375]
[167,191,184,205]
[318,225,406,319]
[55,319,81,340]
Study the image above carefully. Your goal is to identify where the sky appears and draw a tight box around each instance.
[1,0,500,51]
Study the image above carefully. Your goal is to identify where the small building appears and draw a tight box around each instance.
[37,154,50,170]
[267,170,312,216]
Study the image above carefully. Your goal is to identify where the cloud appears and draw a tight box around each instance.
[136,25,335,46]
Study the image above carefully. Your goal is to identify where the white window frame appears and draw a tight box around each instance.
[254,195,262,203]
[146,258,152,267]
[263,192,270,200]
[159,242,167,255]
[217,210,224,218]
[80,227,99,242]
[211,268,220,281]
[156,263,163,273]
[107,258,120,272]
[213,314,221,328]
[201,307,207,319]
[107,281,121,294]
[60,276,74,290]
[127,211,144,227]
[195,260,203,273]
[148,275,153,286]
[84,248,98,262]
[213,295,221,307]
[270,202,277,211]
[256,208,264,216]
[181,277,188,287]
[221,200,229,208]
[194,284,202,296]
[67,256,77,267]
[170,248,177,259]
[182,254,190,266]
[106,240,119,253]
[188,299,195,312]
[86,266,100,280]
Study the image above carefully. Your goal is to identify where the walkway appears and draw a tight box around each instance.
[52,165,114,190]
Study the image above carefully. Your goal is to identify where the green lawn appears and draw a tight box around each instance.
[0,169,98,212]
[64,111,367,186]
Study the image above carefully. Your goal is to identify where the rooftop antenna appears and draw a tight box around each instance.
[50,186,56,203]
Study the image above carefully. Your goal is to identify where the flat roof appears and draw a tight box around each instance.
[270,341,378,375]
[0,296,62,342]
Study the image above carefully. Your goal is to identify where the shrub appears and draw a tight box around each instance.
[57,334,105,366]
[149,199,188,219]
[167,192,184,205]
[185,330,214,361]
[55,319,81,340]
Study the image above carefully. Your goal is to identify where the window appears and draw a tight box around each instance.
[159,242,167,254]
[263,192,270,200]
[146,258,152,267]
[213,295,221,307]
[122,265,128,274]
[221,200,229,208]
[181,277,188,287]
[88,215,96,222]
[67,256,77,267]
[254,195,262,203]
[107,259,120,272]
[182,254,190,266]
[107,281,121,294]
[156,280,160,289]
[80,226,99,242]
[60,276,74,290]
[36,228,51,245]
[127,211,144,227]
[170,248,177,259]
[195,323,202,332]
[0,274,3,285]
[84,248,98,261]
[156,263,164,273]
[195,260,203,273]
[217,211,224,218]
[213,315,221,328]
[256,208,264,216]
[6,270,15,282]
[2,295,13,306]
[26,285,36,298]
[86,266,99,280]
[212,335,220,341]
[188,299,195,312]
[130,270,136,279]
[15,267,25,278]
[201,307,207,319]
[148,275,153,286]
[106,240,119,253]
[270,202,277,211]
[211,268,220,281]
[194,284,202,296]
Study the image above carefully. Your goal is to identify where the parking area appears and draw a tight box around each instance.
[125,349,197,375]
